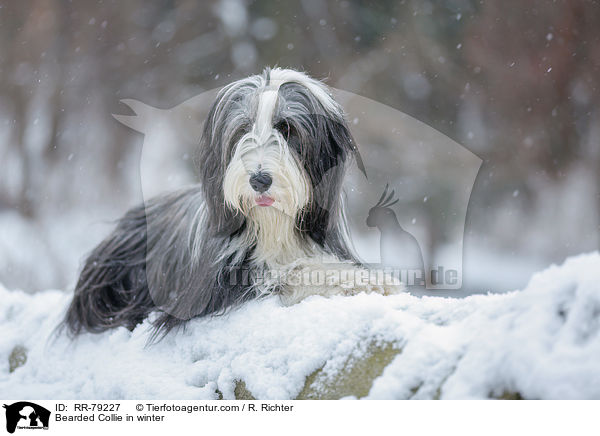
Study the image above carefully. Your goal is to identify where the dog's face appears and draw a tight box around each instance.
[199,68,360,246]
[222,81,311,218]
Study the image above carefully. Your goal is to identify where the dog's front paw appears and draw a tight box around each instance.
[372,281,405,296]
[338,269,405,296]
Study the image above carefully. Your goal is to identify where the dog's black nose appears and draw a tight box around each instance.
[249,172,272,193]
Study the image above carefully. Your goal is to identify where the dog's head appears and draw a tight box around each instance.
[198,68,363,249]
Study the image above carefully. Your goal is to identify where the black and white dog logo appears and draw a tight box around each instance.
[3,402,50,433]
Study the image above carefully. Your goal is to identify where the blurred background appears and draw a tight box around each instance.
[0,0,598,294]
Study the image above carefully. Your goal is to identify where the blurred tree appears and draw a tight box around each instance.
[0,0,598,292]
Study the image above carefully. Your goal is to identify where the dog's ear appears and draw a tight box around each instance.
[195,91,246,236]
[324,113,366,178]
[294,113,356,253]
[306,111,362,202]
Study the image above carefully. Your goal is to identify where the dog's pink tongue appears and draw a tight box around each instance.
[255,195,274,207]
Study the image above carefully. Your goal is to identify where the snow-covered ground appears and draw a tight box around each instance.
[0,210,117,293]
[1,253,599,399]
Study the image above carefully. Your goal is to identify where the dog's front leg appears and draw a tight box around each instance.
[278,263,405,306]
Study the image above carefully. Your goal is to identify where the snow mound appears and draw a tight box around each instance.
[1,253,600,399]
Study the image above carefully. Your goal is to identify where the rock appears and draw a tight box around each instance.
[297,341,401,399]
[9,345,27,373]
[234,380,256,400]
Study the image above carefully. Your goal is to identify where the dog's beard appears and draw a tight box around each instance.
[223,131,310,216]
[222,129,313,265]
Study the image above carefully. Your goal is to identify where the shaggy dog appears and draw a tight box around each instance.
[64,67,400,339]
